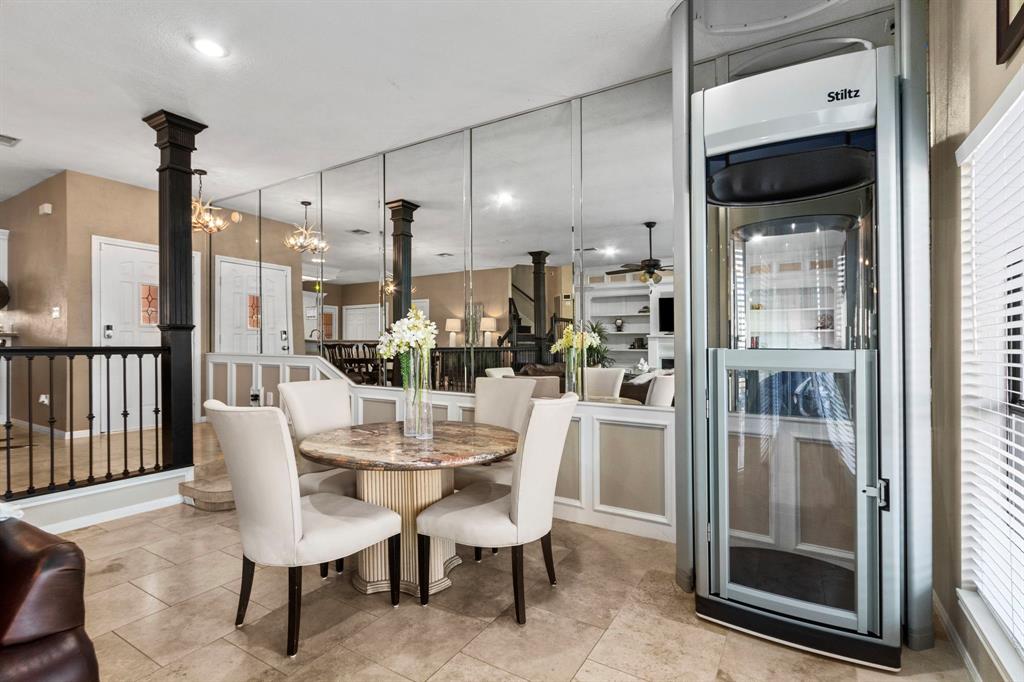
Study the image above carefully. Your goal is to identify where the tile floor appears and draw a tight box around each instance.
[68,504,969,681]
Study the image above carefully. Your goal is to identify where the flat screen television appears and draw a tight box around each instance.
[658,296,674,333]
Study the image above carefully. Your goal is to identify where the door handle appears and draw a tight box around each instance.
[103,324,114,340]
[861,478,890,511]
[281,345,290,352]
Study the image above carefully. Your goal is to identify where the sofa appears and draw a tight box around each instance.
[0,519,99,682]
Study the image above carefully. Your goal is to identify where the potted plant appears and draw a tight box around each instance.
[377,305,438,439]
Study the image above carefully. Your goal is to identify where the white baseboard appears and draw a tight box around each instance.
[934,590,982,682]
[16,467,194,534]
[10,418,90,440]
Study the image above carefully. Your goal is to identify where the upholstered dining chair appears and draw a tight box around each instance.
[204,400,401,657]
[416,393,578,624]
[583,367,625,399]
[453,377,535,492]
[484,367,515,378]
[645,374,675,406]
[278,380,357,498]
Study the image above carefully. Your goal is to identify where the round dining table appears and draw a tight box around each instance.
[298,420,519,597]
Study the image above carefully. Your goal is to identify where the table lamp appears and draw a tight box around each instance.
[480,317,497,347]
[445,318,462,347]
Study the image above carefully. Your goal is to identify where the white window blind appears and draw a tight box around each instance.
[959,75,1024,658]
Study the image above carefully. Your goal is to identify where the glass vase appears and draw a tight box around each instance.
[565,347,579,395]
[403,347,434,439]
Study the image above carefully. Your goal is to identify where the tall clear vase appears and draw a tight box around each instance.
[564,347,579,395]
[404,347,434,439]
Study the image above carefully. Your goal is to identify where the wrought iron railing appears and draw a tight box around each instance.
[1,346,169,501]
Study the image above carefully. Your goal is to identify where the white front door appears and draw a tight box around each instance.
[215,257,293,354]
[94,238,200,433]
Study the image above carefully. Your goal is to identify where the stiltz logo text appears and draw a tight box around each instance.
[827,88,861,102]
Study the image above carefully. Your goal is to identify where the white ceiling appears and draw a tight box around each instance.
[0,0,676,203]
[0,0,892,285]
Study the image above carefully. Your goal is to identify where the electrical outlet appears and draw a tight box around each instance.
[249,391,260,407]
[265,392,273,406]
[38,394,49,405]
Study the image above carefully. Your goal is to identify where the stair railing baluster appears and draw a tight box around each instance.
[68,355,76,487]
[138,353,144,473]
[3,356,11,499]
[121,353,129,477]
[26,357,34,495]
[47,355,55,490]
[87,354,95,484]
[153,352,160,471]
[105,354,112,480]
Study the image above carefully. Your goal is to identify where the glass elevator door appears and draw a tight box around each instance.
[704,144,883,635]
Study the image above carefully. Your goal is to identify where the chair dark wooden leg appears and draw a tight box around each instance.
[287,566,302,657]
[511,545,526,624]
[387,534,401,607]
[540,532,557,586]
[335,558,344,573]
[235,556,255,626]
[474,547,482,562]
[320,562,328,579]
[417,533,431,606]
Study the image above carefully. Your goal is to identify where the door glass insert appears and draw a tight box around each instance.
[140,283,158,325]
[723,365,861,617]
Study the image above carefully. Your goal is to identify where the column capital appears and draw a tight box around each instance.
[142,110,207,150]
[386,199,421,228]
[528,250,551,265]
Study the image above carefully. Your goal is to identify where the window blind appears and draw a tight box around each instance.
[959,77,1024,658]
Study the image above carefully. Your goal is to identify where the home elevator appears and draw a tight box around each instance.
[690,48,903,669]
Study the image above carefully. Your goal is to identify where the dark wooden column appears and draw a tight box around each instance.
[529,250,550,361]
[387,199,419,323]
[143,110,206,470]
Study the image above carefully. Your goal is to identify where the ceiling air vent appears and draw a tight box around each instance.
[349,228,370,235]
[0,134,21,148]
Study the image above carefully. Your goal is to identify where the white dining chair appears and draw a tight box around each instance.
[278,380,357,501]
[583,367,625,399]
[645,374,675,406]
[453,377,535,493]
[416,393,578,623]
[484,367,515,378]
[204,400,401,657]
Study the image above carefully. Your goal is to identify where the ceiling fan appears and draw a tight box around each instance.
[605,221,671,284]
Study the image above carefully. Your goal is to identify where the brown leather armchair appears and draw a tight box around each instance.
[0,519,99,682]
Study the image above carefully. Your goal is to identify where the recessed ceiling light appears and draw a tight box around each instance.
[600,246,619,258]
[349,228,370,235]
[493,191,515,208]
[191,38,228,58]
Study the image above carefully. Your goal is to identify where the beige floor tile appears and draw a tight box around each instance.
[85,547,175,596]
[99,506,175,531]
[61,525,111,542]
[221,542,245,559]
[284,644,408,680]
[143,523,240,563]
[76,521,171,560]
[225,589,377,673]
[92,631,161,682]
[553,528,673,588]
[223,563,329,611]
[131,550,244,604]
[462,540,573,578]
[854,638,968,681]
[716,631,856,682]
[344,604,486,681]
[85,582,168,637]
[573,660,644,681]
[141,638,283,681]
[147,504,234,534]
[428,652,527,681]
[524,568,633,629]
[319,568,411,615]
[463,606,604,682]
[589,601,726,682]
[116,586,269,666]
[431,561,539,622]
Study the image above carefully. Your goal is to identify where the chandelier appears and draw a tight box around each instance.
[284,200,329,254]
[191,169,241,234]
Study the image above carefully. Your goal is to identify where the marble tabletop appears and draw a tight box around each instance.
[298,420,519,471]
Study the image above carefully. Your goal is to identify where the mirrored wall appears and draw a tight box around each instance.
[208,72,674,407]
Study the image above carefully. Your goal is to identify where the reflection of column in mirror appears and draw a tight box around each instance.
[318,172,324,359]
[257,189,263,355]
[529,251,550,363]
[462,128,473,392]
[377,153,387,386]
[570,97,584,393]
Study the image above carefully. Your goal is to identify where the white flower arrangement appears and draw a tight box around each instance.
[550,324,600,355]
[377,304,438,359]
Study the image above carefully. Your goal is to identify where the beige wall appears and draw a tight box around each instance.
[0,170,306,430]
[330,267,512,345]
[930,1,1024,678]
